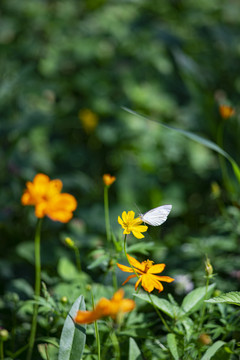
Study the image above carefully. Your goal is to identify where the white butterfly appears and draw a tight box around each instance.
[139,205,172,226]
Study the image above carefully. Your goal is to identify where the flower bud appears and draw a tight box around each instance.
[103,174,116,187]
[64,237,75,249]
[61,296,68,304]
[205,258,213,276]
[0,329,9,341]
[199,333,212,345]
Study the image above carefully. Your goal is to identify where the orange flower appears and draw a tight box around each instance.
[103,174,116,187]
[117,254,174,293]
[118,211,148,239]
[75,289,135,324]
[21,173,77,223]
[219,105,235,119]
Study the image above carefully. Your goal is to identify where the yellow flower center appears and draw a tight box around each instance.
[143,260,154,272]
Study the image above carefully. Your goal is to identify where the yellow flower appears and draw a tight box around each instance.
[118,211,148,239]
[21,173,77,223]
[219,104,235,119]
[78,109,99,133]
[117,254,174,293]
[74,289,135,324]
[103,174,116,187]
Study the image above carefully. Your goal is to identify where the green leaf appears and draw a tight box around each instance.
[57,257,79,281]
[167,333,179,360]
[58,295,86,360]
[127,242,155,255]
[181,284,215,314]
[205,291,240,306]
[134,293,182,318]
[129,338,142,360]
[200,341,225,360]
[123,108,240,184]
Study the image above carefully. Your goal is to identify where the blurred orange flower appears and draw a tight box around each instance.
[103,174,116,187]
[21,173,77,223]
[219,105,235,119]
[117,254,174,293]
[75,289,135,324]
[118,211,148,239]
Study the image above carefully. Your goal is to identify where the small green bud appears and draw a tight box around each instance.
[61,296,68,304]
[0,329,9,341]
[205,258,213,276]
[64,237,75,249]
[86,284,92,291]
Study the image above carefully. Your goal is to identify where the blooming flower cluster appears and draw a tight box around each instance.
[21,174,77,223]
[75,289,135,324]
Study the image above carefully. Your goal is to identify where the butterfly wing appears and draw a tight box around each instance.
[140,205,172,226]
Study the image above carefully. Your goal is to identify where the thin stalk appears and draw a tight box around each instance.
[45,344,50,360]
[91,291,101,360]
[104,186,111,242]
[74,246,82,272]
[198,276,210,331]
[0,340,4,360]
[123,235,139,279]
[147,293,171,332]
[112,267,118,292]
[27,218,43,360]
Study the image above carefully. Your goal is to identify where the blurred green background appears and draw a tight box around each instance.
[1,0,240,344]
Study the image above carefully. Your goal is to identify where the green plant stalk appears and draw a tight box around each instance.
[123,235,171,331]
[27,218,43,360]
[104,186,111,242]
[112,266,118,292]
[198,276,210,331]
[45,344,50,360]
[91,291,101,360]
[74,246,82,272]
[0,340,4,360]
[147,293,171,332]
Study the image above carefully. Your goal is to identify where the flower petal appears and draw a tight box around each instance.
[152,275,175,283]
[147,264,165,274]
[141,274,155,293]
[127,254,146,272]
[117,263,134,273]
[134,276,142,291]
[122,274,137,286]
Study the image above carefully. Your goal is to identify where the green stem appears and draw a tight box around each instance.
[198,276,210,331]
[123,235,139,279]
[74,246,82,272]
[112,266,118,292]
[110,331,120,360]
[147,293,171,332]
[27,218,43,360]
[104,186,111,242]
[91,291,101,360]
[0,340,4,360]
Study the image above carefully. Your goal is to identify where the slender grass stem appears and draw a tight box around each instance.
[112,267,118,292]
[74,246,82,272]
[104,186,111,243]
[198,276,210,331]
[91,291,101,360]
[27,218,43,360]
